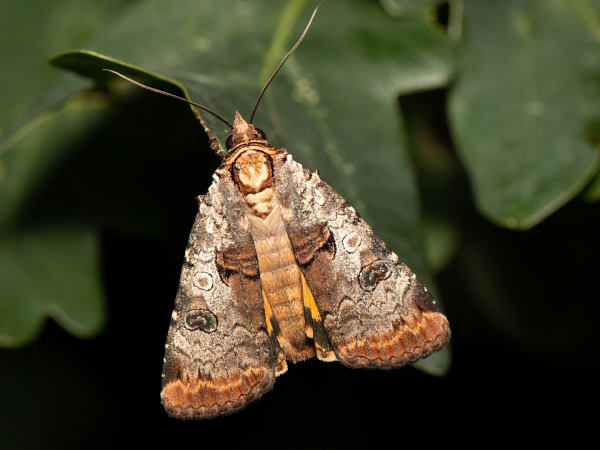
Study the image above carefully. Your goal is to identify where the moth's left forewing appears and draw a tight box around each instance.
[274,152,451,370]
[161,173,277,420]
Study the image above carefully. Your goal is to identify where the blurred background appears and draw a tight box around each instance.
[1,0,598,447]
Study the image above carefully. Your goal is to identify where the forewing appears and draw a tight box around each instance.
[161,171,276,419]
[274,152,451,370]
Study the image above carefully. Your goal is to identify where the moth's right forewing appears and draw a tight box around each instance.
[276,154,451,370]
[161,171,276,420]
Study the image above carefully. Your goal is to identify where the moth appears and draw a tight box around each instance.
[107,1,450,420]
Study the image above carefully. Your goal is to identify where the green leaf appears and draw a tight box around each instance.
[379,0,442,18]
[582,169,600,201]
[0,96,109,346]
[449,0,600,229]
[0,225,105,347]
[0,95,103,228]
[0,0,146,347]
[0,0,130,140]
[50,50,189,89]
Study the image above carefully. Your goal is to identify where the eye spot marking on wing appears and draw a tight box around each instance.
[359,260,391,291]
[184,309,218,333]
[193,272,213,291]
[342,232,361,253]
[198,250,214,264]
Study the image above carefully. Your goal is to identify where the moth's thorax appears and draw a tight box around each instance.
[231,148,275,219]
[233,150,272,193]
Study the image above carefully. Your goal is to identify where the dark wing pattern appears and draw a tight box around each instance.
[274,151,451,370]
[161,169,277,420]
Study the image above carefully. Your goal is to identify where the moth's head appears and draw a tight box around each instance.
[225,111,267,151]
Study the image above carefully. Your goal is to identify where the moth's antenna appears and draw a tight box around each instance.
[249,0,325,125]
[103,69,234,129]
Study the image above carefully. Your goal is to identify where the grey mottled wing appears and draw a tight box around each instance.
[160,170,276,419]
[274,151,451,370]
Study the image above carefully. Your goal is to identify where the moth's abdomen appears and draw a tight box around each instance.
[249,207,315,363]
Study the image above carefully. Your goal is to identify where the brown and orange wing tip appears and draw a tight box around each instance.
[161,366,274,420]
[333,295,451,370]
